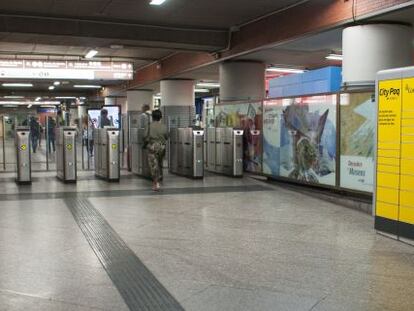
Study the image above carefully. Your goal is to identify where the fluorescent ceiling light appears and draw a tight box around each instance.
[85,49,98,59]
[194,88,210,93]
[326,53,343,61]
[197,82,220,88]
[53,81,61,86]
[2,83,33,87]
[35,97,41,101]
[49,86,55,90]
[27,104,32,108]
[266,67,306,74]
[4,95,24,99]
[74,85,102,89]
[150,0,167,5]
[55,96,77,99]
[0,101,60,106]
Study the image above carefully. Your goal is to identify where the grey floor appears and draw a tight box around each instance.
[0,170,413,311]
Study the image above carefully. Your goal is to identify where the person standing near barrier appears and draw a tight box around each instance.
[144,110,168,191]
[139,104,151,131]
[48,117,57,153]
[100,109,112,128]
[29,116,40,153]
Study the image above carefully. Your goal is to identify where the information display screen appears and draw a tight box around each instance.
[0,60,133,80]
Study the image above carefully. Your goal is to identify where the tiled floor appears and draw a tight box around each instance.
[0,170,413,311]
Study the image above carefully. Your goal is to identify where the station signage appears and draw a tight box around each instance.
[0,60,133,80]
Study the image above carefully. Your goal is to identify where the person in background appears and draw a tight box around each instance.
[144,110,169,191]
[47,117,57,153]
[100,109,112,128]
[139,104,151,131]
[38,117,44,148]
[83,116,95,157]
[56,110,65,127]
[29,116,40,153]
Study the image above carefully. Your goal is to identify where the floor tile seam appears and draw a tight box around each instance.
[179,212,316,228]
[178,284,215,304]
[0,184,269,201]
[308,294,330,311]
[0,288,109,310]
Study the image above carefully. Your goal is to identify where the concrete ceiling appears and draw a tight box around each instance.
[0,0,307,29]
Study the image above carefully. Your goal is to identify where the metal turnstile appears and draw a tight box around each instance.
[169,128,204,178]
[15,126,31,184]
[206,127,244,177]
[131,128,151,179]
[94,128,120,181]
[56,127,77,182]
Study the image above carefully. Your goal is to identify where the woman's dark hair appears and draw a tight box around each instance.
[152,109,162,121]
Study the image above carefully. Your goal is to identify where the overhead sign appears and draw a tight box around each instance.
[0,60,133,80]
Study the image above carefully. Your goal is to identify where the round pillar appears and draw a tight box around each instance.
[127,90,153,112]
[160,80,194,106]
[160,80,195,128]
[219,61,265,102]
[104,97,116,106]
[78,105,87,120]
[343,24,413,86]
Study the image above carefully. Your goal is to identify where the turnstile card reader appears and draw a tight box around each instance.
[131,128,151,179]
[56,127,77,182]
[15,126,31,184]
[169,128,204,178]
[94,128,120,181]
[206,127,244,177]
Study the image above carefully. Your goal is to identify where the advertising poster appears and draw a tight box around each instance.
[214,102,263,173]
[104,106,121,129]
[88,109,101,129]
[340,93,376,192]
[279,95,337,186]
[263,100,283,176]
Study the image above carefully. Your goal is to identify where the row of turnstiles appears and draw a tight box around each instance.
[14,126,245,184]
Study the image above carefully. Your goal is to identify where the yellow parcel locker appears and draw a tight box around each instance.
[400,174,414,191]
[377,164,400,174]
[377,149,400,158]
[401,127,414,135]
[377,157,400,167]
[401,143,414,159]
[403,77,414,106]
[376,186,399,205]
[378,79,402,143]
[376,201,399,221]
[402,110,414,119]
[400,206,414,225]
[401,159,414,174]
[376,171,400,188]
[400,190,414,208]
[402,135,414,143]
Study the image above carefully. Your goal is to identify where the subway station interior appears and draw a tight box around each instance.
[1,1,414,310]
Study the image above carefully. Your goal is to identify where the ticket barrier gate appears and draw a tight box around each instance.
[169,128,204,178]
[94,128,120,181]
[206,127,244,177]
[15,126,31,184]
[130,128,151,179]
[56,127,77,183]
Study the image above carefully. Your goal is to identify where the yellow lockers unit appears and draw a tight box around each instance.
[376,68,414,243]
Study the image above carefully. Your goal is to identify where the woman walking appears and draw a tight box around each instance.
[145,110,168,191]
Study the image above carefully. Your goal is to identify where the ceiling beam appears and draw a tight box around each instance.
[0,13,228,52]
[123,0,414,92]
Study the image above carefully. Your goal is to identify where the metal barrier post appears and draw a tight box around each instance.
[15,126,31,184]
